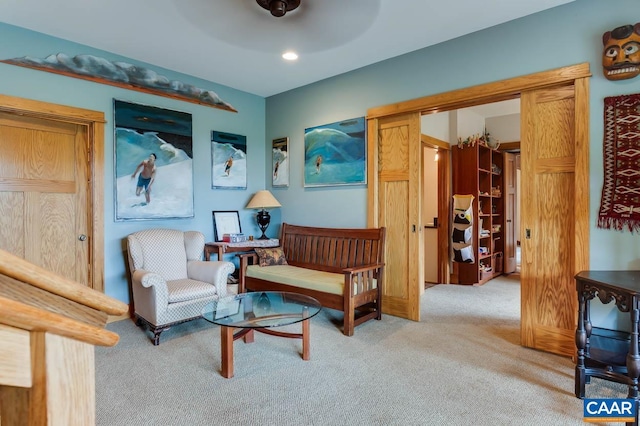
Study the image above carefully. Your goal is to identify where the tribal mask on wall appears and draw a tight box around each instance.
[602,23,640,81]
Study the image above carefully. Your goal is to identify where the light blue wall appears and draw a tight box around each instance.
[0,23,268,303]
[265,0,640,327]
[2,0,639,326]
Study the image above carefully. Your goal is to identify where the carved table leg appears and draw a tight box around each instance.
[575,290,588,398]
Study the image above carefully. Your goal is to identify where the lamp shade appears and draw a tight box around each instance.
[246,190,281,209]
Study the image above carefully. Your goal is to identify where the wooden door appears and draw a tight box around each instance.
[421,134,451,284]
[367,112,422,321]
[503,152,517,274]
[0,112,91,285]
[520,81,590,357]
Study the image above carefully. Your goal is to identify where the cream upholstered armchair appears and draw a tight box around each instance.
[126,228,235,345]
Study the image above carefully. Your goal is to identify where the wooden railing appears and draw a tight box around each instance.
[0,249,128,425]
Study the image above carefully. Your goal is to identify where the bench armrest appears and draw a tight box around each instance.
[342,263,384,297]
[342,263,384,275]
[237,252,259,293]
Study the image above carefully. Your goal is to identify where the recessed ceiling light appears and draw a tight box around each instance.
[282,51,298,61]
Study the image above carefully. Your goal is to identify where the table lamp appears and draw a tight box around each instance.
[246,190,281,239]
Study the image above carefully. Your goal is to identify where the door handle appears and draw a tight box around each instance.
[525,229,531,239]
[78,234,87,241]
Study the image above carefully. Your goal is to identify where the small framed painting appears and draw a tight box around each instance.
[211,131,247,189]
[304,116,366,187]
[272,137,289,187]
[212,211,242,242]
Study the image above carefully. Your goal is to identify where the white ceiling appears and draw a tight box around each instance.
[0,0,574,97]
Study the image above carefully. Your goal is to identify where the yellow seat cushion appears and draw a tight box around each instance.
[246,265,343,295]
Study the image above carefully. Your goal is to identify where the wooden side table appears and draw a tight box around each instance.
[204,239,279,261]
[575,270,640,418]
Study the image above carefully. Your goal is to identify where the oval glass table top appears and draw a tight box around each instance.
[202,291,322,328]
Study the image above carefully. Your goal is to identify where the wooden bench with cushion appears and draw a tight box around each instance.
[238,223,386,336]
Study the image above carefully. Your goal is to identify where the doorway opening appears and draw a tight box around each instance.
[367,63,590,354]
[420,98,521,288]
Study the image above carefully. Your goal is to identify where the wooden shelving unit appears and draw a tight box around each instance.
[453,143,504,285]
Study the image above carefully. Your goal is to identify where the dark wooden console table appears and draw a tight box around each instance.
[575,270,640,422]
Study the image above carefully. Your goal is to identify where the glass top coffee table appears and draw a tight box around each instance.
[202,291,322,378]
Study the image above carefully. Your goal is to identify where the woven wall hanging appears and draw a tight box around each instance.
[597,93,640,232]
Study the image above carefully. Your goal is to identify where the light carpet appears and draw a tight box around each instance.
[96,275,626,425]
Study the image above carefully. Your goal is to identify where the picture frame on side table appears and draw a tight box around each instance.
[212,210,242,242]
[272,137,289,187]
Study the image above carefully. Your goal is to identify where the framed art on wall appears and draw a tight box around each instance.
[304,116,366,187]
[212,210,242,242]
[114,99,194,221]
[272,137,289,187]
[211,131,247,189]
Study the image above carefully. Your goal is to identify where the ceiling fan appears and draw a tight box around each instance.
[178,0,378,54]
[256,0,301,17]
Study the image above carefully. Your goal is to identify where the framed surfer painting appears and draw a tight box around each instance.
[303,116,366,187]
[272,137,289,187]
[211,130,247,189]
[114,99,194,221]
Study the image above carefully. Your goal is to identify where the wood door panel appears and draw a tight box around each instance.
[379,125,409,170]
[29,130,76,181]
[0,116,76,181]
[0,192,25,256]
[381,181,409,299]
[0,126,27,178]
[40,193,77,279]
[534,100,575,158]
[534,174,575,330]
[521,83,584,357]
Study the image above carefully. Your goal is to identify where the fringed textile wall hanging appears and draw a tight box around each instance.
[597,93,640,232]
